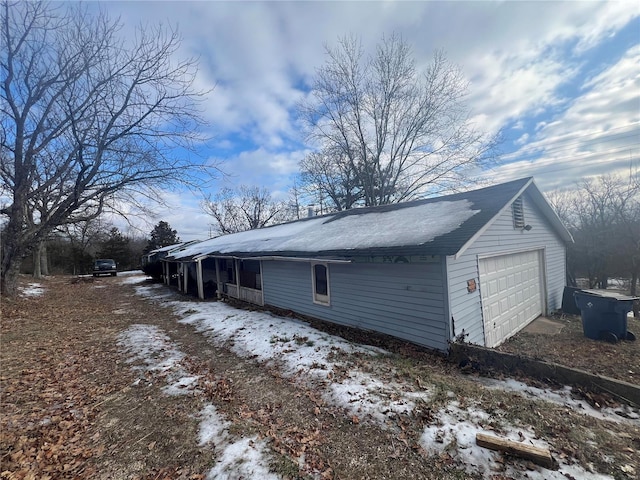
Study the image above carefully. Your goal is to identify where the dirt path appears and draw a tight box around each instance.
[3,274,640,479]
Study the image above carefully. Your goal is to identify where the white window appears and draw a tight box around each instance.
[311,262,330,305]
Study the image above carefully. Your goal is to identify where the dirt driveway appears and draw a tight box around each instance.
[2,274,640,479]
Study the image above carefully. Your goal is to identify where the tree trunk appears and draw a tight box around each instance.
[33,242,42,279]
[40,243,49,276]
[32,241,50,278]
[1,217,28,297]
[1,259,22,297]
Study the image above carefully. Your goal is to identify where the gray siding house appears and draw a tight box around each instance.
[162,178,572,350]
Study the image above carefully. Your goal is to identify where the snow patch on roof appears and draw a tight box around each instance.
[149,242,197,254]
[172,199,479,259]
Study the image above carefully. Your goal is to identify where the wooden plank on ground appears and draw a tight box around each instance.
[476,433,555,469]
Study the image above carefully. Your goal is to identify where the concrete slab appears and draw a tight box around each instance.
[522,316,564,335]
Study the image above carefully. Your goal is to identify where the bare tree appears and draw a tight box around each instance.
[0,1,213,296]
[300,148,362,211]
[58,219,109,275]
[549,173,640,314]
[299,34,497,208]
[202,185,289,235]
[286,180,304,220]
[609,174,640,311]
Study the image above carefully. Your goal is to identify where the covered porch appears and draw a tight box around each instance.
[193,256,264,306]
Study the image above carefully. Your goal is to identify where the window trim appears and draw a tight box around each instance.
[311,262,330,306]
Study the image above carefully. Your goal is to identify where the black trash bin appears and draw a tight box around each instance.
[574,289,637,343]
[562,286,582,315]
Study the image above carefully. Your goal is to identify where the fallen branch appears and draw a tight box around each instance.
[476,433,555,469]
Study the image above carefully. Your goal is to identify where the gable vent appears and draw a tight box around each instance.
[512,197,525,229]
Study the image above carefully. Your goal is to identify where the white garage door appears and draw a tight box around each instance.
[479,250,543,348]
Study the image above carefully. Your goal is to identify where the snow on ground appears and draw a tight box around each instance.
[475,377,640,426]
[122,274,627,479]
[204,435,280,480]
[118,322,279,479]
[117,324,200,396]
[19,282,44,297]
[133,281,426,426]
[117,271,147,283]
[420,403,614,480]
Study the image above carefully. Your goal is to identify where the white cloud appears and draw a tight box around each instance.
[491,43,640,191]
[216,147,309,189]
[107,1,639,150]
[105,189,213,241]
[91,0,639,227]
[515,133,529,146]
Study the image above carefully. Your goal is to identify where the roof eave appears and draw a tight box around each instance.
[452,178,534,260]
[186,245,450,261]
[526,180,574,243]
[451,178,573,260]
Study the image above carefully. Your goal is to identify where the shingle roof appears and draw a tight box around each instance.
[148,241,193,255]
[167,177,570,261]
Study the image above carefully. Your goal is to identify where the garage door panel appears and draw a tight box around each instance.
[489,279,498,296]
[480,250,543,348]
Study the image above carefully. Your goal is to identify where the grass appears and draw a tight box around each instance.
[270,335,291,343]
[3,275,639,480]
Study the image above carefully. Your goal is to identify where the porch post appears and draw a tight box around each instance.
[215,258,222,300]
[183,263,188,293]
[197,259,204,300]
[235,259,241,297]
[259,260,264,306]
[163,262,169,285]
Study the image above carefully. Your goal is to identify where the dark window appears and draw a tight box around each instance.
[226,259,235,283]
[239,260,261,290]
[314,264,328,296]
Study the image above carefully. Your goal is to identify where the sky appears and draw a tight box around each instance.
[96,1,640,241]
[110,273,639,478]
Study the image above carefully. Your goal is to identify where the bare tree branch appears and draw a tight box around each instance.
[202,185,290,235]
[1,1,216,296]
[299,34,499,208]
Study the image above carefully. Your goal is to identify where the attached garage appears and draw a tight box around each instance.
[479,250,544,347]
[162,177,572,352]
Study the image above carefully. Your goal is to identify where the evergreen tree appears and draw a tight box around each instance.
[98,228,130,268]
[145,221,181,253]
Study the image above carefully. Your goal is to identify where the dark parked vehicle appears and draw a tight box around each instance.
[93,259,117,277]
